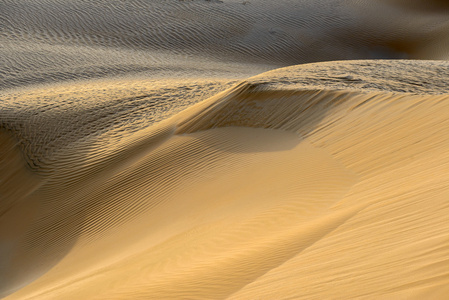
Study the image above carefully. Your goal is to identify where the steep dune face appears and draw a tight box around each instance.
[2,0,449,299]
[2,60,449,299]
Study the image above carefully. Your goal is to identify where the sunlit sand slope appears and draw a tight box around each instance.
[1,60,449,299]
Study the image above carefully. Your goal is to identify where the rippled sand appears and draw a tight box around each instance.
[1,1,449,299]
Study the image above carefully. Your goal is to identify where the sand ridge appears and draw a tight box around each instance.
[1,0,449,299]
[2,60,449,298]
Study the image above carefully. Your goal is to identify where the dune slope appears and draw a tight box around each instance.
[2,0,449,298]
[1,60,449,299]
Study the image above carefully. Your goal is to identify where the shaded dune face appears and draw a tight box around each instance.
[1,0,449,89]
[1,0,449,299]
[383,0,449,12]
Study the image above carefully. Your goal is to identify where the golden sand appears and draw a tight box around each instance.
[1,1,449,299]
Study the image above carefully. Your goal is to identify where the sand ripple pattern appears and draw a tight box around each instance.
[2,0,449,299]
[1,0,449,89]
[1,59,449,299]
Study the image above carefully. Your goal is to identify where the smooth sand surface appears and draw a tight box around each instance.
[1,1,449,299]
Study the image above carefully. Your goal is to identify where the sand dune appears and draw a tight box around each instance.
[1,0,449,299]
[2,60,449,299]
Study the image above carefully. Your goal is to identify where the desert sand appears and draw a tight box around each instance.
[1,1,449,299]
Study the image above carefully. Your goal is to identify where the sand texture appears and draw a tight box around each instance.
[1,0,449,299]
